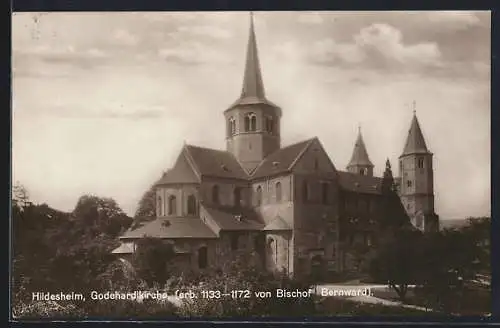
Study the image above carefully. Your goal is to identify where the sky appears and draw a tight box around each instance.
[12,11,491,219]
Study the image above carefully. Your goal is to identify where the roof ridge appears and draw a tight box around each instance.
[287,137,317,170]
[182,144,202,180]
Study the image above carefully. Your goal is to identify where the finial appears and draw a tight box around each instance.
[358,123,361,134]
[385,158,391,169]
[412,100,416,115]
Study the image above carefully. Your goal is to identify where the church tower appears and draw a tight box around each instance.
[398,111,439,232]
[347,127,374,176]
[224,13,282,173]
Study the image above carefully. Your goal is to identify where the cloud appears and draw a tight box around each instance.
[112,29,138,46]
[175,25,232,39]
[158,41,233,65]
[306,23,441,74]
[297,13,324,24]
[424,11,482,28]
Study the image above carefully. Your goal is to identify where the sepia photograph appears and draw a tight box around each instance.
[11,10,491,319]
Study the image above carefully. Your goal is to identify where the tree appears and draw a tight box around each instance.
[369,229,423,301]
[133,237,175,287]
[134,184,157,220]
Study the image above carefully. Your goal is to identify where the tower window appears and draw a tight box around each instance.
[418,158,424,169]
[234,187,241,207]
[266,116,274,133]
[360,168,366,175]
[255,186,262,206]
[212,185,220,205]
[168,195,177,216]
[245,113,257,132]
[275,182,282,202]
[407,180,413,188]
[302,181,309,202]
[227,117,236,136]
[187,194,196,215]
[321,182,329,205]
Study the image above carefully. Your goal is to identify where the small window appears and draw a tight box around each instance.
[187,194,196,215]
[407,180,412,188]
[244,115,250,132]
[212,185,220,204]
[418,158,424,169]
[255,186,263,206]
[245,113,257,132]
[302,181,309,202]
[407,203,411,210]
[234,187,241,207]
[168,195,176,215]
[227,117,236,136]
[266,116,273,133]
[198,246,208,269]
[314,158,319,170]
[321,182,329,205]
[360,168,366,175]
[157,196,163,216]
[275,182,282,202]
[231,234,239,250]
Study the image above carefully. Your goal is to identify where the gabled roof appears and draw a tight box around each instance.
[401,113,430,157]
[120,217,218,239]
[347,129,373,168]
[202,204,265,233]
[155,149,200,186]
[263,216,291,231]
[251,138,315,179]
[185,144,249,180]
[337,171,383,195]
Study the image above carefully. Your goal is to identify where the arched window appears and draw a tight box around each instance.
[245,113,257,132]
[212,185,220,205]
[227,117,235,136]
[321,182,329,205]
[407,180,413,188]
[244,115,250,132]
[157,196,163,216]
[266,116,273,133]
[360,168,366,175]
[234,187,241,207]
[187,194,196,215]
[250,114,257,131]
[267,238,276,265]
[255,186,262,206]
[198,246,208,269]
[275,182,282,202]
[302,181,309,202]
[168,195,176,215]
[418,158,424,169]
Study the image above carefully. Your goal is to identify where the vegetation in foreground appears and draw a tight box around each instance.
[11,182,491,319]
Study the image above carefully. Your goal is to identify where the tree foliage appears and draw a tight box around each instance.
[133,237,175,287]
[134,184,157,220]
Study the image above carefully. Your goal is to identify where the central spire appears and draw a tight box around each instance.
[240,12,266,101]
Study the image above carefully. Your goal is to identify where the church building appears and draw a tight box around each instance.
[113,14,439,278]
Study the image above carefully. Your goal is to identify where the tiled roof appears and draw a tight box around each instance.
[202,205,265,232]
[156,151,200,186]
[185,145,249,180]
[251,138,314,179]
[337,171,383,195]
[120,217,218,239]
[263,216,291,231]
[401,114,430,156]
